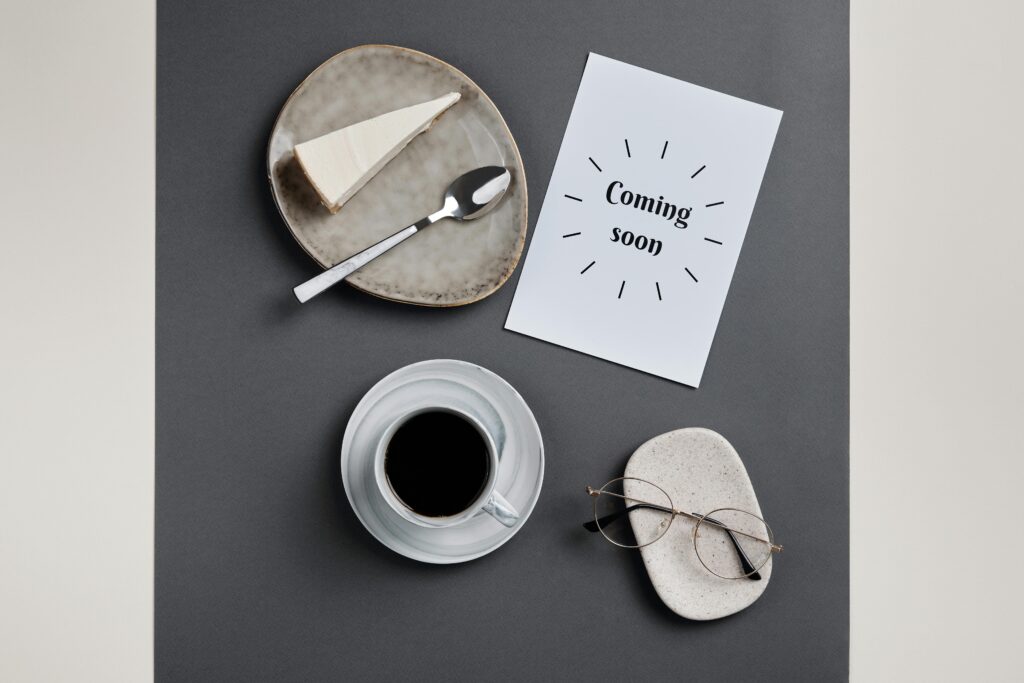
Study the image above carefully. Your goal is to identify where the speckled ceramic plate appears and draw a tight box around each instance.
[267,45,528,306]
[626,428,772,620]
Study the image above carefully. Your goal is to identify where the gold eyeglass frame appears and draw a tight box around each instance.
[586,476,784,580]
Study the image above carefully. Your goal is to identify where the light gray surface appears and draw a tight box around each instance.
[157,1,848,681]
[626,428,771,620]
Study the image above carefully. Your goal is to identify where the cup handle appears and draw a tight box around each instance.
[482,490,519,528]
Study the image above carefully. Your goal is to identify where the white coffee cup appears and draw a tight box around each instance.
[374,406,519,528]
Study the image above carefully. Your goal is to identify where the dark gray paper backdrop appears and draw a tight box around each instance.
[157,2,849,680]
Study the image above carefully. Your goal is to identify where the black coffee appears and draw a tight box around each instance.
[384,411,490,517]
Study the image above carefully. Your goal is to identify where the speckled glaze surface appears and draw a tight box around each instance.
[625,428,771,620]
[268,45,528,306]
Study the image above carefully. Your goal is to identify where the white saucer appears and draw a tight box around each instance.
[340,359,544,563]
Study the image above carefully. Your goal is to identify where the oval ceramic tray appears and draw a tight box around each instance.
[267,45,528,306]
[626,428,772,620]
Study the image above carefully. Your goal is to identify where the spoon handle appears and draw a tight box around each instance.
[293,213,441,303]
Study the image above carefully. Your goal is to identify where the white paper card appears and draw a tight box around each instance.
[505,54,782,387]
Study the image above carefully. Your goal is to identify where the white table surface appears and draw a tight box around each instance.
[1,0,1022,680]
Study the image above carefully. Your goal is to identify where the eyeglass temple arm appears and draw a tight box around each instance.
[582,504,761,580]
[582,503,667,533]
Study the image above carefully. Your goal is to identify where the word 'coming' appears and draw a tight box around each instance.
[605,180,692,229]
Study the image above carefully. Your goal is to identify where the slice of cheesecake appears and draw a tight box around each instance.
[293,92,461,213]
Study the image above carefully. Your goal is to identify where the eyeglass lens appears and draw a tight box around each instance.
[694,508,773,579]
[594,477,674,548]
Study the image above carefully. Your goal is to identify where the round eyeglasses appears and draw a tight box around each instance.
[583,477,783,580]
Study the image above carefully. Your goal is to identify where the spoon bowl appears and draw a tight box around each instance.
[446,166,512,220]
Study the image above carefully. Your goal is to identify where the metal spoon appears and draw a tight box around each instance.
[293,166,512,303]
